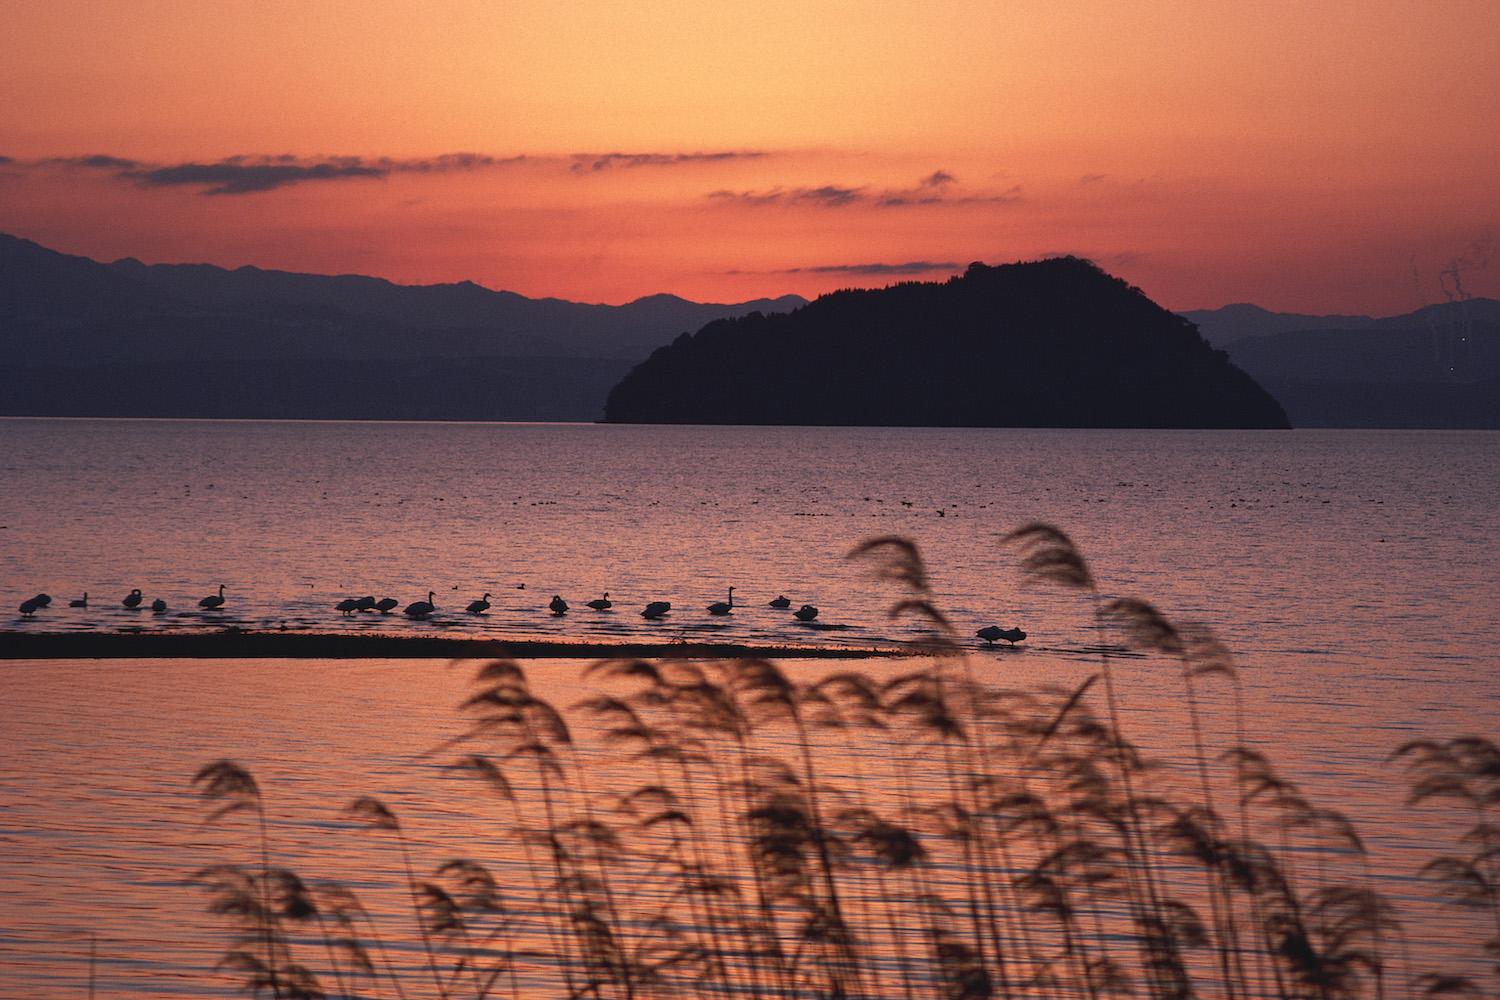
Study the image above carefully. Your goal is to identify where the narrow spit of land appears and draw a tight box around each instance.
[0,630,912,660]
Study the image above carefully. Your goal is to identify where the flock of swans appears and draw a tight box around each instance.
[15,583,1028,646]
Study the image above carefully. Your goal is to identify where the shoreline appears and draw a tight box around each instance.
[0,629,912,660]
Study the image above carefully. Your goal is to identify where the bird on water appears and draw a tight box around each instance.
[587,592,612,611]
[336,598,361,616]
[19,596,44,616]
[708,586,735,616]
[467,593,492,614]
[405,592,436,617]
[123,589,143,608]
[70,593,88,607]
[549,595,569,615]
[641,600,671,620]
[793,604,819,622]
[374,597,399,613]
[977,625,1027,645]
[199,584,225,610]
[151,598,167,613]
[768,595,791,609]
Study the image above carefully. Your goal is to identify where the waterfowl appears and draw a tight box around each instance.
[707,586,735,616]
[354,596,377,612]
[768,595,792,609]
[123,589,143,608]
[336,598,361,616]
[405,592,436,617]
[199,584,226,610]
[466,592,492,614]
[641,600,671,620]
[70,593,88,608]
[793,604,819,622]
[31,593,51,607]
[151,598,167,613]
[586,592,612,611]
[549,595,569,615]
[374,597,399,613]
[19,596,43,615]
[977,625,1027,645]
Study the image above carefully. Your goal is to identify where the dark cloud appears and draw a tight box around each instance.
[709,185,867,208]
[571,151,767,172]
[1079,173,1108,184]
[775,261,965,276]
[126,157,386,194]
[921,170,956,188]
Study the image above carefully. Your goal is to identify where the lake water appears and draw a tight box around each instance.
[2,418,1498,997]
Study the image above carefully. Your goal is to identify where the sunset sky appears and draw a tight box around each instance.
[3,0,1497,314]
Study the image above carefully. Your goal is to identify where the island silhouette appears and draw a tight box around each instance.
[603,257,1290,428]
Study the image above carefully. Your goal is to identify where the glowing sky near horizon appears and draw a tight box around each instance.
[2,0,1496,313]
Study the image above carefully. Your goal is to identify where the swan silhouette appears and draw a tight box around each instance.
[151,598,167,613]
[123,589,143,608]
[793,604,819,622]
[466,593,492,614]
[768,595,791,608]
[19,596,44,615]
[336,598,361,615]
[977,625,1027,645]
[31,593,51,607]
[641,600,671,620]
[354,596,376,612]
[70,593,88,608]
[405,592,436,617]
[587,592,612,611]
[549,595,569,615]
[707,586,735,616]
[199,584,225,610]
[374,597,399,613]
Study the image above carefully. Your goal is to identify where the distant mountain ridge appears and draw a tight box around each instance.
[1179,298,1500,427]
[605,258,1289,428]
[0,233,805,419]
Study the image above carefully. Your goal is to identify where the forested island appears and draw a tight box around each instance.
[603,258,1289,428]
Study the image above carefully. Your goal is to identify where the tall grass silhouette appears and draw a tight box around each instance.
[191,527,1491,1000]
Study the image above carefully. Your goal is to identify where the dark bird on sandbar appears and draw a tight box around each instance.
[466,593,492,614]
[977,625,1027,645]
[641,600,671,620]
[793,604,819,622]
[549,595,569,615]
[768,595,791,609]
[405,592,436,617]
[199,584,225,610]
[70,593,88,607]
[707,586,735,616]
[587,592,612,611]
[123,589,143,608]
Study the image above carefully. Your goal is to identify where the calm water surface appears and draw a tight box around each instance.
[2,419,1497,996]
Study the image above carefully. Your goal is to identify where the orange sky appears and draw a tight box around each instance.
[3,0,1497,313]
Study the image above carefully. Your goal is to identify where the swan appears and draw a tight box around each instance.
[19,596,43,615]
[641,600,671,619]
[466,593,492,614]
[336,598,361,615]
[587,592,612,611]
[977,625,1027,645]
[199,584,225,610]
[707,586,735,616]
[374,597,399,613]
[123,589,143,608]
[768,595,791,609]
[70,593,88,608]
[151,598,167,613]
[405,592,436,617]
[793,604,819,621]
[31,593,51,607]
[354,596,376,612]
[549,595,569,615]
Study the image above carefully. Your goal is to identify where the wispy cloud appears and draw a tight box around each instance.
[569,151,767,172]
[737,261,965,277]
[712,173,1022,210]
